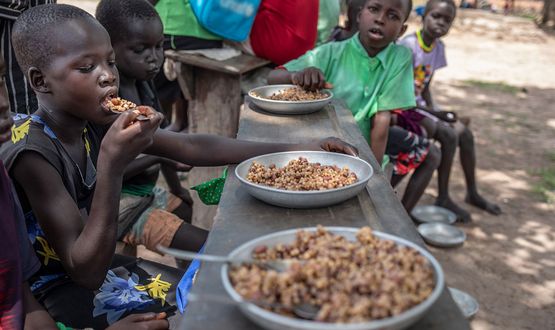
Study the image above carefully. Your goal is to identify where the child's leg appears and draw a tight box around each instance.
[457,123,502,214]
[397,144,441,212]
[421,118,471,222]
[387,127,440,212]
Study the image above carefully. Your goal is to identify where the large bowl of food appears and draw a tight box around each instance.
[221,226,445,330]
[248,84,333,115]
[235,151,373,208]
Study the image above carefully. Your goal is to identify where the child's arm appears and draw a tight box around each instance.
[144,131,357,166]
[12,112,164,289]
[161,164,193,206]
[417,75,457,123]
[23,283,58,330]
[268,67,332,91]
[370,112,391,165]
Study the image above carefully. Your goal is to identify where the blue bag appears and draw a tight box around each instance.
[189,0,261,42]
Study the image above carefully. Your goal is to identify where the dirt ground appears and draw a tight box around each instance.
[59,2,555,329]
[403,9,555,330]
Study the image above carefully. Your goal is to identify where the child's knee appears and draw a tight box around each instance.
[437,125,458,146]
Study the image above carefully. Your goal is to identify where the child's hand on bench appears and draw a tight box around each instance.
[308,137,359,157]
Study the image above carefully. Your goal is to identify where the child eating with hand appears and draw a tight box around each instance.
[96,0,202,263]
[1,4,356,327]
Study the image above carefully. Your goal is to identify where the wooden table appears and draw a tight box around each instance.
[179,99,470,329]
[165,50,271,227]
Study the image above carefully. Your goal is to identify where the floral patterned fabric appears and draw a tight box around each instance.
[34,255,184,329]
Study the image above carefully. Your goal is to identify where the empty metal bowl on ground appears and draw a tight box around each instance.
[248,84,333,115]
[411,205,457,224]
[235,151,373,208]
[448,287,479,319]
[417,223,466,248]
[221,226,445,330]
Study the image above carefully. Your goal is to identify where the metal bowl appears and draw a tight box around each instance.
[235,151,373,208]
[448,287,479,319]
[417,223,466,248]
[221,227,445,330]
[248,84,333,115]
[411,205,457,224]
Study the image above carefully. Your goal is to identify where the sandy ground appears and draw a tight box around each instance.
[59,2,555,329]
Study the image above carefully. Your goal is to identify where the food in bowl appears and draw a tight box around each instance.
[228,226,435,323]
[246,157,358,191]
[252,86,329,101]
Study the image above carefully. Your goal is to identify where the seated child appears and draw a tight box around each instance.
[328,0,367,42]
[0,55,169,330]
[95,0,202,260]
[0,4,355,328]
[396,0,501,221]
[268,0,440,212]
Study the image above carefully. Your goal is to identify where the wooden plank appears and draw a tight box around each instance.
[179,99,469,329]
[165,50,271,75]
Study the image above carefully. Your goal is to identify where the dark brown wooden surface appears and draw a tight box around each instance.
[168,50,269,227]
[179,99,470,329]
[165,50,271,75]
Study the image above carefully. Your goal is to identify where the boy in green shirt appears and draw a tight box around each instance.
[269,0,441,212]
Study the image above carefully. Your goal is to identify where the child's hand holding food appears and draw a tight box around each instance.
[100,106,164,173]
[291,67,333,91]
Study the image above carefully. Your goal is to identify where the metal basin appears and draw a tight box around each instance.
[448,287,479,319]
[411,205,457,224]
[417,223,466,248]
[221,227,445,330]
[235,151,373,208]
[248,84,333,115]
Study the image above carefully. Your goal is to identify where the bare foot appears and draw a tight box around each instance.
[465,193,502,215]
[436,198,472,223]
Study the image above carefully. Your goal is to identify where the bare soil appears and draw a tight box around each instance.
[59,2,555,328]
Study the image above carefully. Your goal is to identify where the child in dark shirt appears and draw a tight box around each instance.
[0,4,355,327]
[95,0,203,259]
[0,52,169,330]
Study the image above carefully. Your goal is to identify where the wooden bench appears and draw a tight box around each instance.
[164,50,271,228]
[179,99,470,329]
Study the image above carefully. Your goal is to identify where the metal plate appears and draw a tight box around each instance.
[248,84,333,115]
[221,227,445,330]
[448,287,479,319]
[411,205,457,224]
[417,223,466,248]
[235,151,373,208]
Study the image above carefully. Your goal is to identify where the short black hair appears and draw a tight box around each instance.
[12,4,97,73]
[424,0,457,17]
[95,0,160,45]
[403,0,414,21]
[359,0,413,22]
[346,0,367,30]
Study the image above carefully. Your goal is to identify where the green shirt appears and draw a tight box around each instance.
[155,0,221,40]
[284,34,415,142]
[316,0,341,46]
